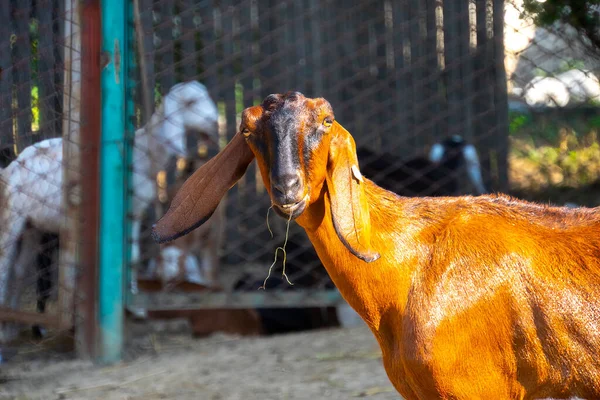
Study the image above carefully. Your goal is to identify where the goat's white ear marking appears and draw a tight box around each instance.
[351,164,363,183]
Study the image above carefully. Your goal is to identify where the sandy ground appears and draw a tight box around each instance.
[0,322,400,400]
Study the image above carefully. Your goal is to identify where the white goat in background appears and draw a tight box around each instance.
[523,69,600,108]
[145,157,224,287]
[0,81,218,343]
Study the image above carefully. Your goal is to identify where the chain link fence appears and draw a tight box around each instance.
[2,0,598,362]
[0,0,84,362]
[127,0,510,328]
[505,0,600,204]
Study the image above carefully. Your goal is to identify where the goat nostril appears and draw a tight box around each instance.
[272,174,301,198]
[272,184,284,196]
[287,176,300,190]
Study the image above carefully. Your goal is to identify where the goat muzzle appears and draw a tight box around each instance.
[272,193,309,220]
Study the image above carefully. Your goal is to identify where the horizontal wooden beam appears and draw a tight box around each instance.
[129,289,344,311]
[0,307,62,328]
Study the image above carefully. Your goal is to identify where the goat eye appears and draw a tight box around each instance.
[323,118,333,127]
[241,128,251,137]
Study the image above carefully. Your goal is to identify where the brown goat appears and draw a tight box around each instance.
[152,92,600,399]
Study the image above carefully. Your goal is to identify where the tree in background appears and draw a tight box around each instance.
[522,0,600,53]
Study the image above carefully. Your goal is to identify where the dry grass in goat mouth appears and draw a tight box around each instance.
[259,206,294,290]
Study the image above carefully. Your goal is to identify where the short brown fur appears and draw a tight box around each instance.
[153,92,600,399]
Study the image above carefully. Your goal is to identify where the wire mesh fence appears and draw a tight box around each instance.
[0,0,83,362]
[1,0,598,362]
[126,0,510,323]
[505,0,600,200]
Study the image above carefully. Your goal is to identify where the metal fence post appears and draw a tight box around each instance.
[98,0,128,364]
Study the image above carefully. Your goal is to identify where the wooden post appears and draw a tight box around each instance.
[133,0,161,261]
[425,0,442,142]
[393,0,413,153]
[493,0,509,192]
[58,0,81,335]
[0,1,14,166]
[12,0,33,151]
[178,0,196,80]
[221,0,242,266]
[78,0,102,360]
[37,0,59,140]
[309,0,322,96]
[155,0,175,91]
[474,0,494,191]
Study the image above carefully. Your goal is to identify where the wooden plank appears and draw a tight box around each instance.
[12,0,33,151]
[155,0,177,188]
[0,1,14,166]
[53,0,65,138]
[78,0,102,359]
[442,0,463,140]
[425,0,442,142]
[221,0,243,265]
[393,0,413,153]
[131,289,344,310]
[308,0,322,96]
[473,0,494,191]
[293,0,306,92]
[178,0,196,80]
[272,2,289,91]
[322,0,339,116]
[373,1,391,150]
[237,0,260,262]
[409,0,431,150]
[335,0,357,133]
[139,0,156,120]
[0,307,62,327]
[58,0,81,331]
[133,0,156,147]
[36,0,59,140]
[249,0,260,105]
[351,1,370,138]
[155,0,176,91]
[492,0,509,192]
[257,0,277,98]
[458,0,473,142]
[199,0,218,96]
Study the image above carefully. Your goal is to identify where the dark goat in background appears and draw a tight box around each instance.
[357,135,487,197]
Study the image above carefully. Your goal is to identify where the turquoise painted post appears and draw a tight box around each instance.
[99,0,127,363]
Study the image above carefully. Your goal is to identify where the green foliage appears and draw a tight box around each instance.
[532,67,548,77]
[31,86,39,131]
[509,111,531,134]
[556,59,587,73]
[235,82,244,115]
[590,114,600,128]
[509,108,600,191]
[522,0,600,53]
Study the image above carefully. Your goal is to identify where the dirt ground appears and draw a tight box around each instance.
[0,321,400,400]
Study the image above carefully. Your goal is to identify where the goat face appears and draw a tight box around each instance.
[152,92,379,262]
[240,92,335,220]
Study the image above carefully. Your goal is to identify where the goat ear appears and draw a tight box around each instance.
[152,132,254,243]
[326,122,380,263]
